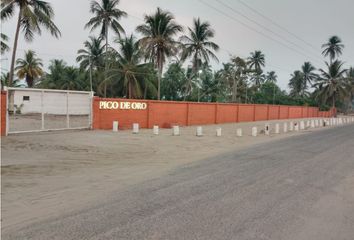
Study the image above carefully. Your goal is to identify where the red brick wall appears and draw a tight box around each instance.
[1,91,7,136]
[92,97,336,130]
[238,105,255,122]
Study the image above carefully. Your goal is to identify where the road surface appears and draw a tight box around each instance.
[3,124,354,240]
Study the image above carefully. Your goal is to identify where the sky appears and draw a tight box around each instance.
[1,0,354,91]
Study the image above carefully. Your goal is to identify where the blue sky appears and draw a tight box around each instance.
[2,0,354,90]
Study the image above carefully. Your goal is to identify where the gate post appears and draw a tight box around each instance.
[66,92,70,128]
[41,90,45,130]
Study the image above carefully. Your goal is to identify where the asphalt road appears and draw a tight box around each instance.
[3,124,354,240]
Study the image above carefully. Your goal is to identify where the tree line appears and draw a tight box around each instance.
[1,0,353,112]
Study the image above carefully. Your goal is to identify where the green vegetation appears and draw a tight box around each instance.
[1,0,354,112]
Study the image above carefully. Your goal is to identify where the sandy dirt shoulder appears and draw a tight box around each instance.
[0,118,339,231]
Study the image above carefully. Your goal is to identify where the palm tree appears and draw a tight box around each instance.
[85,0,127,97]
[15,50,43,87]
[136,7,183,100]
[109,35,156,99]
[1,0,60,89]
[76,36,105,71]
[321,36,344,64]
[288,70,304,97]
[266,71,277,83]
[248,50,265,72]
[38,59,67,89]
[346,67,354,112]
[313,60,350,108]
[1,33,10,54]
[180,18,219,73]
[301,62,317,95]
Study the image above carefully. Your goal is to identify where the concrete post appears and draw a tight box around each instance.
[294,122,299,131]
[196,126,203,137]
[236,128,242,137]
[275,123,280,134]
[252,127,257,137]
[289,121,294,131]
[153,125,159,135]
[300,121,305,130]
[315,119,319,127]
[306,120,310,128]
[112,121,119,132]
[132,123,139,134]
[283,122,288,133]
[265,124,270,135]
[216,127,222,137]
[172,126,180,136]
[311,120,315,128]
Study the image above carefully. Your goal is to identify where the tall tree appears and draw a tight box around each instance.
[248,50,265,72]
[180,18,219,73]
[288,70,304,97]
[76,36,105,71]
[266,71,277,83]
[85,0,127,97]
[321,36,344,64]
[136,7,183,100]
[313,60,350,108]
[15,50,43,87]
[300,61,317,95]
[1,0,60,91]
[109,35,156,99]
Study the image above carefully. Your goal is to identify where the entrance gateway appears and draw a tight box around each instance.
[6,87,93,134]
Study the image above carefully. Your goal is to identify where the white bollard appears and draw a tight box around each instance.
[132,123,139,134]
[294,122,299,131]
[275,123,280,134]
[172,126,180,136]
[311,120,315,128]
[339,118,343,125]
[289,121,294,131]
[306,120,310,128]
[153,125,159,135]
[252,127,257,137]
[283,122,288,133]
[315,119,319,127]
[236,128,243,137]
[216,127,222,137]
[300,121,305,130]
[319,119,323,127]
[112,121,119,132]
[196,126,203,137]
[264,124,270,135]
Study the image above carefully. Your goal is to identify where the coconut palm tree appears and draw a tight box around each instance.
[15,50,43,87]
[85,0,127,97]
[1,0,61,89]
[76,36,105,71]
[109,35,156,99]
[313,60,350,108]
[1,33,10,54]
[321,36,344,64]
[300,62,317,95]
[288,70,304,97]
[136,7,183,100]
[248,50,265,72]
[180,18,219,73]
[266,71,277,84]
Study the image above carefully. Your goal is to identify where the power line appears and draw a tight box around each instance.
[236,0,319,52]
[198,0,323,65]
[214,0,323,63]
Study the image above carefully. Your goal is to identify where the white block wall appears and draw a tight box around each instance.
[13,90,91,115]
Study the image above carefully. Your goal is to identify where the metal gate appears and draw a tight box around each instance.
[6,87,93,134]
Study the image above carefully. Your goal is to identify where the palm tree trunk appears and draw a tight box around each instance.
[8,8,22,113]
[104,24,108,98]
[157,51,162,100]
